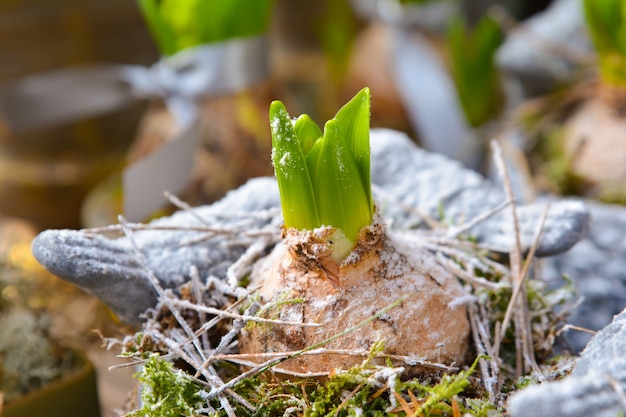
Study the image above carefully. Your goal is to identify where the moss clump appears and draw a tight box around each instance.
[127,355,207,417]
[305,354,497,417]
[0,308,78,403]
[0,267,80,404]
[129,344,499,417]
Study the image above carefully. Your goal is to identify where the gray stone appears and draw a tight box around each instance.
[31,129,590,324]
[32,177,283,325]
[496,0,593,97]
[370,129,589,257]
[542,201,626,352]
[508,307,626,417]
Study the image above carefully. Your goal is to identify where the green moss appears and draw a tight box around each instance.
[126,346,500,416]
[242,352,498,417]
[238,273,251,289]
[127,355,207,417]
[0,267,80,404]
[0,309,78,403]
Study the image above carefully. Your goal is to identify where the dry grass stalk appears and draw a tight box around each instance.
[168,298,321,327]
[372,184,444,230]
[468,301,501,402]
[84,219,280,240]
[492,139,552,379]
[117,215,243,415]
[208,348,458,373]
[556,323,597,337]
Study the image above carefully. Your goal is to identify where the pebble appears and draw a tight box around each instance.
[508,306,626,417]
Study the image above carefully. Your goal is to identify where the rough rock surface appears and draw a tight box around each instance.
[543,201,626,352]
[508,306,626,417]
[31,177,282,324]
[31,128,589,324]
[370,130,588,257]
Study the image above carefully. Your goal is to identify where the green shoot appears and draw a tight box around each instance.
[447,15,504,127]
[583,0,626,86]
[317,0,358,84]
[270,88,373,257]
[137,0,273,56]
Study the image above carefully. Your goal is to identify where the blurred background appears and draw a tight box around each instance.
[0,0,558,232]
[2,0,622,415]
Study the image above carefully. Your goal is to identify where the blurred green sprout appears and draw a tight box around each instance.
[583,0,626,87]
[270,88,373,258]
[137,0,273,56]
[447,15,504,127]
[317,0,358,84]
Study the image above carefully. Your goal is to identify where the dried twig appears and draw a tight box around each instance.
[446,198,512,239]
[498,205,549,345]
[118,216,207,361]
[195,302,260,379]
[436,253,508,291]
[117,216,243,412]
[401,231,510,278]
[372,184,443,230]
[226,236,276,288]
[165,191,215,226]
[491,140,543,377]
[168,298,321,327]
[83,222,278,239]
[555,324,597,337]
[468,301,501,402]
[209,348,457,373]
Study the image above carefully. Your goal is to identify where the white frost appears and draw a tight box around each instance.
[279,151,291,167]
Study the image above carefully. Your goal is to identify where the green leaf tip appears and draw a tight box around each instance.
[138,0,274,56]
[270,100,320,231]
[447,14,504,127]
[583,0,626,86]
[270,87,373,247]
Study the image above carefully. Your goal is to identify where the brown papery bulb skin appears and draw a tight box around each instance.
[240,218,471,377]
